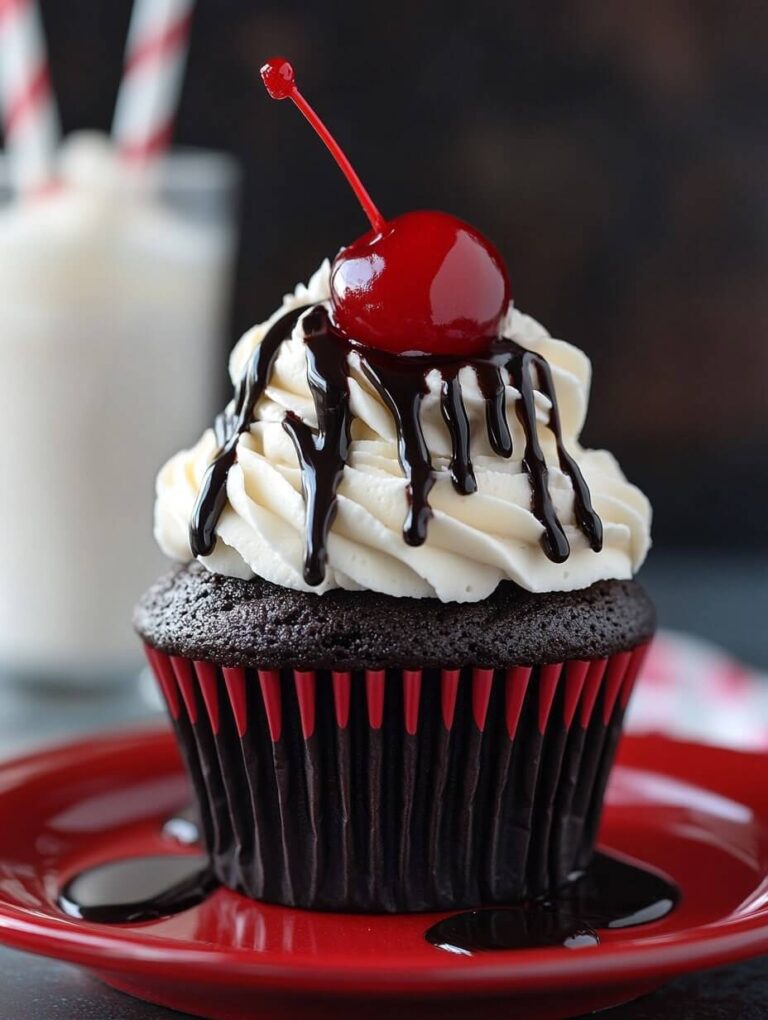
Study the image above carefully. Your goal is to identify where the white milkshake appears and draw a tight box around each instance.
[0,132,238,683]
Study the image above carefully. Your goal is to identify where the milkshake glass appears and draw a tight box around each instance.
[0,133,239,687]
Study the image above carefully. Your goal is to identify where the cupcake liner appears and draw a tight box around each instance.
[145,643,650,912]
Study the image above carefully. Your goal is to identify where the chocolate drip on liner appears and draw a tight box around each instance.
[189,304,603,585]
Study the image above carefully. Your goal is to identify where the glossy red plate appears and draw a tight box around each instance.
[0,729,766,1020]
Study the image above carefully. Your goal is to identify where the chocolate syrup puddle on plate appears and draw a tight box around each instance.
[425,852,678,953]
[189,304,603,585]
[58,839,676,941]
[58,855,216,924]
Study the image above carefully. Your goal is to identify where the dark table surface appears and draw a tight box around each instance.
[0,944,766,1019]
[0,552,766,1019]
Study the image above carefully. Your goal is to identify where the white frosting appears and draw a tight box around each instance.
[155,262,651,601]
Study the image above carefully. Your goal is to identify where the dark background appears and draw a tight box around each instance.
[2,8,768,1014]
[33,0,768,554]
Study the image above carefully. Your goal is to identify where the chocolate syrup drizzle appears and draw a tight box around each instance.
[190,305,603,584]
[58,849,677,941]
[425,851,678,953]
[58,819,677,940]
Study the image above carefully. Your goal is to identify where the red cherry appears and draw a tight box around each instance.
[260,57,510,355]
[330,211,509,355]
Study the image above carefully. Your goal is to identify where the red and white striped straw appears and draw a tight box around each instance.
[112,0,195,162]
[0,0,59,195]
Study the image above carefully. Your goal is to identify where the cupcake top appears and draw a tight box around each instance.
[154,58,651,603]
[155,259,651,602]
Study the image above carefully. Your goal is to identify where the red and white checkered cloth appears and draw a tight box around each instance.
[628,631,768,749]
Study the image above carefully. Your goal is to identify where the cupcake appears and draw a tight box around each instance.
[136,59,654,913]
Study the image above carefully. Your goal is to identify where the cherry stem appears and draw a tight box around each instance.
[287,84,386,234]
[285,85,383,233]
[261,58,385,233]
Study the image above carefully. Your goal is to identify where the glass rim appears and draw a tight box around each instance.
[0,145,241,195]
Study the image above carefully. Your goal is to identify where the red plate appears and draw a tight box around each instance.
[0,729,766,1020]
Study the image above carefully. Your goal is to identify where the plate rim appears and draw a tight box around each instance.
[0,727,766,997]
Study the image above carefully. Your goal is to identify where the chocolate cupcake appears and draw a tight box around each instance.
[138,568,652,911]
[137,59,654,913]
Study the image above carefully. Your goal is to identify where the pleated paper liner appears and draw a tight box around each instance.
[145,643,650,913]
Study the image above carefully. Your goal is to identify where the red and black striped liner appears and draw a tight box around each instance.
[145,643,649,912]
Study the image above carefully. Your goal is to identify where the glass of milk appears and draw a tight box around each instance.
[0,132,239,688]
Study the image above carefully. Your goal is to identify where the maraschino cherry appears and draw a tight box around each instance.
[260,57,510,356]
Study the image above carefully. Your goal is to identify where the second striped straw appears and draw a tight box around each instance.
[112,0,195,162]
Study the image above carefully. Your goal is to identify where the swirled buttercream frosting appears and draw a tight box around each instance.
[154,261,651,602]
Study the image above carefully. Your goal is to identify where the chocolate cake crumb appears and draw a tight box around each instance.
[134,562,656,670]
